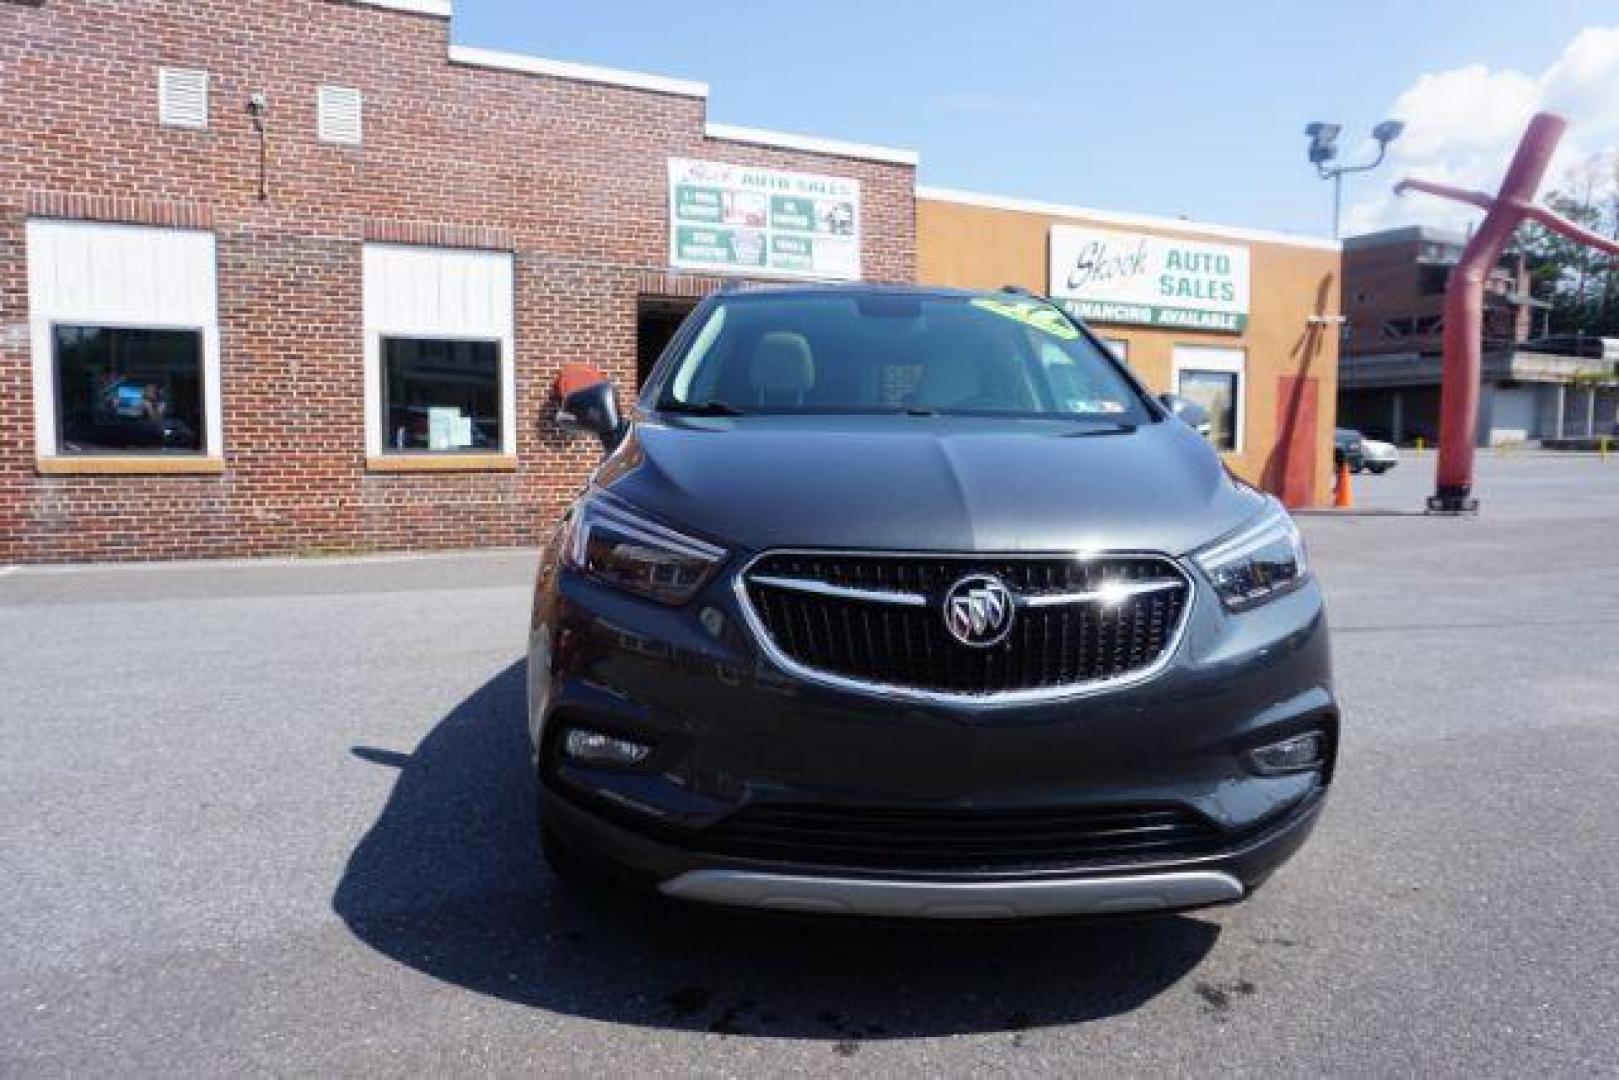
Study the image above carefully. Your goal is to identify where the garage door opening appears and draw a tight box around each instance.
[637,297,699,387]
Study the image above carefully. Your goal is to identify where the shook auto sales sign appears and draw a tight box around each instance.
[1049,224,1250,333]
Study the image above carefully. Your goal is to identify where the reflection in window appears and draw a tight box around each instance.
[1178,369,1240,452]
[382,338,501,453]
[1033,339,1134,416]
[54,326,204,455]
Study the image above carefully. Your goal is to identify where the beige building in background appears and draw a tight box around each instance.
[917,188,1342,507]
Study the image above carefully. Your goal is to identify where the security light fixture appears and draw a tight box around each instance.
[1305,122,1341,166]
[246,90,270,202]
[1305,119,1405,239]
[1372,119,1406,145]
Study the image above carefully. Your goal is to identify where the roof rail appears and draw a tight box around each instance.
[999,284,1050,300]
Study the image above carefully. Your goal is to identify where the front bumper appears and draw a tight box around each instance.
[544,781,1325,919]
[528,555,1337,918]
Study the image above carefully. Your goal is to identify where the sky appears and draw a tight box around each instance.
[449,1,1619,241]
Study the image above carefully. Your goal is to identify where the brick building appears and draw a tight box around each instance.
[1342,226,1537,357]
[0,0,916,562]
[1338,226,1616,445]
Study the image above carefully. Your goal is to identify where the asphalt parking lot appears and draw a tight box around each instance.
[4,454,1617,1076]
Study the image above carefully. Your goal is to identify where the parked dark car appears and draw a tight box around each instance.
[1334,428,1364,473]
[529,285,1336,920]
[1335,427,1396,474]
[1524,334,1619,361]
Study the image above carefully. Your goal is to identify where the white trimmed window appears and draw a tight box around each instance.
[26,220,222,462]
[317,85,363,145]
[158,67,209,129]
[362,244,516,460]
[1172,345,1246,453]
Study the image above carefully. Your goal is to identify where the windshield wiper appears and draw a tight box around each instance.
[1061,422,1138,438]
[661,399,747,417]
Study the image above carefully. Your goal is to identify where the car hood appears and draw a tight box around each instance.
[597,414,1269,557]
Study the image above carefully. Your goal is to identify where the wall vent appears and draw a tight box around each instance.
[318,85,363,145]
[158,67,209,129]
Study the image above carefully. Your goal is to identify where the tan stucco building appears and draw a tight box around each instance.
[918,188,1343,507]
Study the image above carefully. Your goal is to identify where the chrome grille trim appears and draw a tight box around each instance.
[747,574,929,607]
[1018,578,1185,608]
[734,549,1196,706]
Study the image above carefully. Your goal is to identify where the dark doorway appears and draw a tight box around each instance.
[637,297,698,387]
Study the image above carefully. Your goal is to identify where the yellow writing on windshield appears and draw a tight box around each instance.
[969,297,1080,340]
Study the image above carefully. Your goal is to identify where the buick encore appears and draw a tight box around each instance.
[528,285,1335,920]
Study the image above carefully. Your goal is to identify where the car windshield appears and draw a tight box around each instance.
[653,293,1149,423]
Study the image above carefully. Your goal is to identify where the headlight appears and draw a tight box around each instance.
[1194,502,1309,611]
[564,494,727,605]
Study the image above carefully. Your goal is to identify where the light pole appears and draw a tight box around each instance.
[1306,119,1405,239]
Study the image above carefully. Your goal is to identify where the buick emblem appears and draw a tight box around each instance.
[943,575,1015,647]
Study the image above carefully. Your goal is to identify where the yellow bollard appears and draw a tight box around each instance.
[1415,437,1425,452]
[1602,437,1611,462]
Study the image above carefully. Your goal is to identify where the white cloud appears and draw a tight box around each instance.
[1343,27,1619,237]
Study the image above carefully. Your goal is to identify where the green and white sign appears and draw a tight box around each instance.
[669,157,861,280]
[1049,224,1250,333]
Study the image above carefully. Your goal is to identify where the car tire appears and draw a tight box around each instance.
[1368,464,1390,475]
[1351,464,1364,474]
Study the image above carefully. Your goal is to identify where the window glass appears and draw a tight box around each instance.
[382,338,501,453]
[53,326,204,455]
[1032,338,1136,415]
[1419,264,1450,296]
[1178,369,1240,452]
[654,294,1145,422]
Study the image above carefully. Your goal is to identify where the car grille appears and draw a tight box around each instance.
[740,552,1192,698]
[694,803,1226,871]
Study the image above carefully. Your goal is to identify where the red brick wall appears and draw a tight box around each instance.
[0,0,917,562]
[1344,238,1530,358]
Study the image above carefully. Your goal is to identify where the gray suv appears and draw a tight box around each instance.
[529,285,1335,920]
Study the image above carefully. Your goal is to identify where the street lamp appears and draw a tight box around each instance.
[1306,119,1405,239]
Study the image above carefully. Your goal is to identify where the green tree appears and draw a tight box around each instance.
[1515,154,1619,338]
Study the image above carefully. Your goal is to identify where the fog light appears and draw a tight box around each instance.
[563,728,651,767]
[1250,731,1325,775]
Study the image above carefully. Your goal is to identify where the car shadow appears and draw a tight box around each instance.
[332,659,1222,1040]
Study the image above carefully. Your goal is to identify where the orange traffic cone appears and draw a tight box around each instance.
[1333,459,1354,508]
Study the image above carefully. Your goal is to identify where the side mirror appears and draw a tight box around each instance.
[554,364,623,451]
[1158,393,1211,439]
